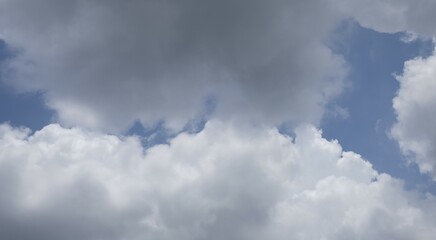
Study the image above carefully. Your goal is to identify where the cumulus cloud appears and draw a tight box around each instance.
[1,121,436,239]
[392,50,436,179]
[0,0,347,132]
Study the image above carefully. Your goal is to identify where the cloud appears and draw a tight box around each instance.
[0,0,347,132]
[1,121,436,239]
[2,0,436,133]
[336,0,436,36]
[2,1,436,239]
[392,50,436,179]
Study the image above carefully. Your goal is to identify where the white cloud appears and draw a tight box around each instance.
[1,121,435,239]
[0,0,346,132]
[392,50,436,179]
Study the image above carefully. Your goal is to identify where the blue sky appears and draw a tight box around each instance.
[2,1,436,239]
[0,40,51,129]
[323,20,436,192]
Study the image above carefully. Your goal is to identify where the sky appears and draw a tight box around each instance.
[1,1,436,239]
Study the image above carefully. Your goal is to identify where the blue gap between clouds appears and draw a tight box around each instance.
[323,20,436,193]
[0,39,54,131]
[125,96,216,148]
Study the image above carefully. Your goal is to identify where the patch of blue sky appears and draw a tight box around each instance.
[323,20,436,193]
[125,96,216,147]
[0,39,54,131]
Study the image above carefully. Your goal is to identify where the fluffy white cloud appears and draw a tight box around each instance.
[0,0,347,132]
[392,50,436,179]
[1,121,435,239]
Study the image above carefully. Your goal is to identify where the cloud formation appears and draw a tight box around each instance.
[0,0,347,132]
[2,1,436,238]
[392,50,436,179]
[1,122,436,239]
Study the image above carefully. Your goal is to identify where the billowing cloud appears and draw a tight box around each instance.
[1,121,436,239]
[0,0,347,132]
[392,50,436,179]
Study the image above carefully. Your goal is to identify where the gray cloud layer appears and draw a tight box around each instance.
[337,0,436,36]
[0,0,347,132]
[2,1,436,133]
[1,122,436,240]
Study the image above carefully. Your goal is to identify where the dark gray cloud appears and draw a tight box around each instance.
[0,0,346,132]
[1,0,436,133]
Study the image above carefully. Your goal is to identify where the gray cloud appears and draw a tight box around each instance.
[335,0,436,36]
[2,0,436,133]
[0,0,346,132]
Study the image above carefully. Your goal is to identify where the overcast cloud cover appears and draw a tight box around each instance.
[1,0,436,239]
